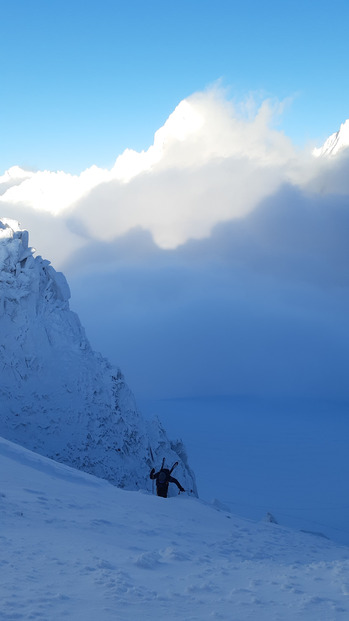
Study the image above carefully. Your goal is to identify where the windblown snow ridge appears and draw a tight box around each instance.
[313,119,349,157]
[0,218,197,495]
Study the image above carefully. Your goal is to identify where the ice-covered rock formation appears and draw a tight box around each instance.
[0,218,197,495]
[313,119,349,157]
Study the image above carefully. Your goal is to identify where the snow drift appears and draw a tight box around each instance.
[1,432,349,620]
[0,218,196,495]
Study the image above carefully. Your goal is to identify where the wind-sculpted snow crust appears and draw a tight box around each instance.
[0,218,197,495]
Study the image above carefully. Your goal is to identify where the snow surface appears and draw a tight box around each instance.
[1,434,349,621]
[0,218,196,494]
[313,119,349,157]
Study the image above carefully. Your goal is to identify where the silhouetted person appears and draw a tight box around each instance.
[150,462,185,498]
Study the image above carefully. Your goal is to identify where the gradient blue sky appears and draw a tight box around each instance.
[1,0,349,174]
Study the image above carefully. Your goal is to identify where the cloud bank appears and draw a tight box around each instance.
[1,89,308,257]
[1,88,348,402]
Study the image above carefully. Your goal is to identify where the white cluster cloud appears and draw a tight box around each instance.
[0,88,316,258]
[0,165,112,215]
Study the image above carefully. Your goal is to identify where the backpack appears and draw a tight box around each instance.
[157,469,169,485]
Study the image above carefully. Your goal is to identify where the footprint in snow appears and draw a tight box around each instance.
[160,547,190,561]
[135,551,162,569]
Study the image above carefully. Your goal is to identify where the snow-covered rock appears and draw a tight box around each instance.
[313,119,349,157]
[0,218,197,495]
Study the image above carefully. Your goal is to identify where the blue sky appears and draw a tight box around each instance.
[1,0,349,174]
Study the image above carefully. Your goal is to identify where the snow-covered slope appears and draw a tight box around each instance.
[0,218,196,494]
[313,119,349,157]
[1,434,348,621]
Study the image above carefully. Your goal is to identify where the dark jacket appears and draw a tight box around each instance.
[150,467,185,498]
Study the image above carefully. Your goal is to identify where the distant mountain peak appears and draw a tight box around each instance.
[313,119,349,157]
